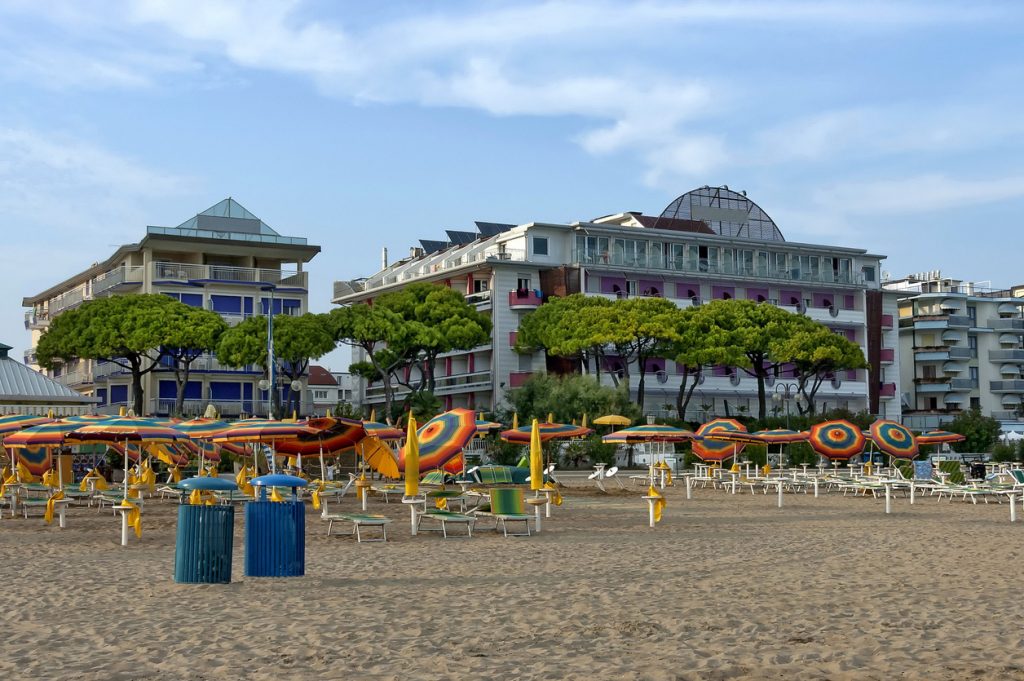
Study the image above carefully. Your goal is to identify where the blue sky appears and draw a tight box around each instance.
[1,0,1023,370]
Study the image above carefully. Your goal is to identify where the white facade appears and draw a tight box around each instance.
[887,272,1024,430]
[336,187,897,421]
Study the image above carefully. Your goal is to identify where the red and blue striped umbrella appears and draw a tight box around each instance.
[66,418,189,444]
[399,409,478,472]
[869,419,918,460]
[4,420,81,448]
[500,422,592,444]
[916,430,966,445]
[602,424,696,443]
[277,416,368,457]
[808,420,866,460]
[210,419,317,443]
[692,419,748,462]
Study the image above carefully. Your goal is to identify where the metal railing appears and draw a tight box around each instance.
[990,318,1024,332]
[93,265,145,295]
[152,262,306,287]
[147,225,308,246]
[990,349,1024,362]
[990,380,1024,392]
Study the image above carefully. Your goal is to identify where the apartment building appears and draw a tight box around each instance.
[333,186,898,420]
[886,271,1024,430]
[307,365,357,413]
[23,198,320,416]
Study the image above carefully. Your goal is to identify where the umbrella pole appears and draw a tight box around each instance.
[319,441,326,482]
[123,438,129,502]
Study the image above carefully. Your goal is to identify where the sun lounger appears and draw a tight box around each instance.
[320,499,391,542]
[471,487,533,537]
[416,509,474,538]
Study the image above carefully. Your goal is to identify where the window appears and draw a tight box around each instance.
[966,305,977,322]
[969,367,979,387]
[970,397,981,410]
[532,237,549,256]
[862,266,876,282]
[968,335,978,358]
[516,276,531,291]
[626,280,639,298]
[473,279,489,293]
[313,390,329,400]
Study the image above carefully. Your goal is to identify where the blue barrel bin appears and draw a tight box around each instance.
[244,474,308,578]
[174,477,238,584]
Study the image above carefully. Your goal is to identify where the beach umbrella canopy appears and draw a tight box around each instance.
[808,420,866,460]
[0,415,54,437]
[592,414,632,427]
[530,419,543,491]
[918,430,967,445]
[752,429,809,444]
[276,417,367,457]
[500,422,592,444]
[362,420,404,440]
[210,419,317,443]
[692,419,749,462]
[475,419,503,435]
[110,442,190,467]
[404,413,419,497]
[398,408,477,472]
[4,420,81,448]
[61,414,115,424]
[869,419,919,460]
[359,437,400,479]
[602,424,696,443]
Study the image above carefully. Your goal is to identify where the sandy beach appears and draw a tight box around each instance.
[2,480,1023,681]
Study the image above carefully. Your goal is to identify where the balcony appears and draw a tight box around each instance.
[992,410,1022,420]
[913,314,972,330]
[23,349,36,365]
[508,331,519,347]
[881,314,894,329]
[990,318,1024,333]
[990,349,1024,363]
[879,382,897,398]
[508,290,543,310]
[914,346,972,361]
[879,348,894,363]
[152,262,307,289]
[990,380,1024,393]
[805,306,862,324]
[508,371,534,388]
[92,265,144,296]
[363,370,493,400]
[465,289,493,311]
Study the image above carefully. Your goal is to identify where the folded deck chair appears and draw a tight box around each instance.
[472,487,533,537]
[476,466,514,486]
[320,499,391,542]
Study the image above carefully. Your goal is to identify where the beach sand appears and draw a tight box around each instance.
[2,480,1023,680]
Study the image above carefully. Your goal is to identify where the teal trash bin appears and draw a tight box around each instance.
[174,477,237,584]
[245,474,307,578]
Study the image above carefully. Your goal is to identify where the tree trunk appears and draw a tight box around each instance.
[636,365,647,410]
[174,362,191,417]
[130,357,145,416]
[675,367,702,421]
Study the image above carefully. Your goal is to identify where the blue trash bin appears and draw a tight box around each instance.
[245,474,308,578]
[174,477,238,584]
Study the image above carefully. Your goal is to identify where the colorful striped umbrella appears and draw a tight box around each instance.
[399,408,478,473]
[602,424,696,443]
[210,419,317,443]
[869,419,919,460]
[362,421,404,440]
[917,430,966,445]
[808,420,866,460]
[692,419,749,462]
[61,414,115,424]
[476,419,503,435]
[0,415,54,436]
[752,429,809,444]
[276,417,366,457]
[110,442,191,467]
[500,422,592,444]
[4,420,81,448]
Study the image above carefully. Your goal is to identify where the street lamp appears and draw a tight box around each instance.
[771,382,802,429]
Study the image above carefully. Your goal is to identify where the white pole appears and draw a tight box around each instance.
[120,511,129,546]
[1011,494,1017,523]
[319,442,326,482]
[362,487,369,511]
[647,499,656,528]
[884,484,892,514]
[813,479,819,498]
[685,474,692,500]
[534,502,543,533]
[123,439,129,501]
[910,482,915,505]
[403,498,418,536]
[777,480,783,508]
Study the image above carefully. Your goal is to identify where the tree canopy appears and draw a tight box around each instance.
[36,294,204,415]
[504,372,641,426]
[771,323,867,414]
[160,304,227,416]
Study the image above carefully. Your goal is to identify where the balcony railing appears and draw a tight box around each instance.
[152,262,307,288]
[508,290,543,308]
[990,349,1024,363]
[93,265,144,296]
[509,371,534,388]
[881,314,894,328]
[990,318,1024,332]
[573,249,864,285]
[879,383,897,397]
[990,380,1024,392]
[879,348,895,362]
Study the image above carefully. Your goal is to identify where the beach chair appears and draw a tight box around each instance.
[471,487,534,537]
[320,498,391,543]
[932,461,998,504]
[415,507,475,538]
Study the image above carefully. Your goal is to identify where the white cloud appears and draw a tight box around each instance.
[813,174,1024,216]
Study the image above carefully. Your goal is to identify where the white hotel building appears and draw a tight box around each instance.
[334,187,899,421]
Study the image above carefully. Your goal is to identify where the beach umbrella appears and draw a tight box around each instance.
[356,437,399,479]
[398,408,477,473]
[61,414,115,424]
[530,418,543,492]
[692,419,749,462]
[66,418,189,501]
[752,429,808,469]
[362,420,404,440]
[174,417,234,471]
[475,419,503,436]
[593,414,631,428]
[5,419,102,484]
[500,422,592,444]
[869,420,919,460]
[211,419,317,475]
[807,420,866,460]
[278,416,368,480]
[917,430,967,445]
[0,415,54,437]
[602,424,696,443]
[404,413,419,498]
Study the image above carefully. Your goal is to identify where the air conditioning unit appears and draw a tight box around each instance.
[656,371,668,384]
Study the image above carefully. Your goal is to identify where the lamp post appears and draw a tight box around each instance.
[260,284,277,419]
[772,382,800,429]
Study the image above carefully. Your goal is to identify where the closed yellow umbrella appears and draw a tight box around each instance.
[546,412,554,424]
[530,418,543,492]
[581,413,588,429]
[404,412,419,498]
[512,412,519,430]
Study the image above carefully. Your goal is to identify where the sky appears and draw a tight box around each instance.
[2,0,1023,370]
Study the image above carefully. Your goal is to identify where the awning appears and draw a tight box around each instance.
[943,393,966,404]
[1001,364,1022,376]
[1001,394,1022,407]
[943,362,966,373]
